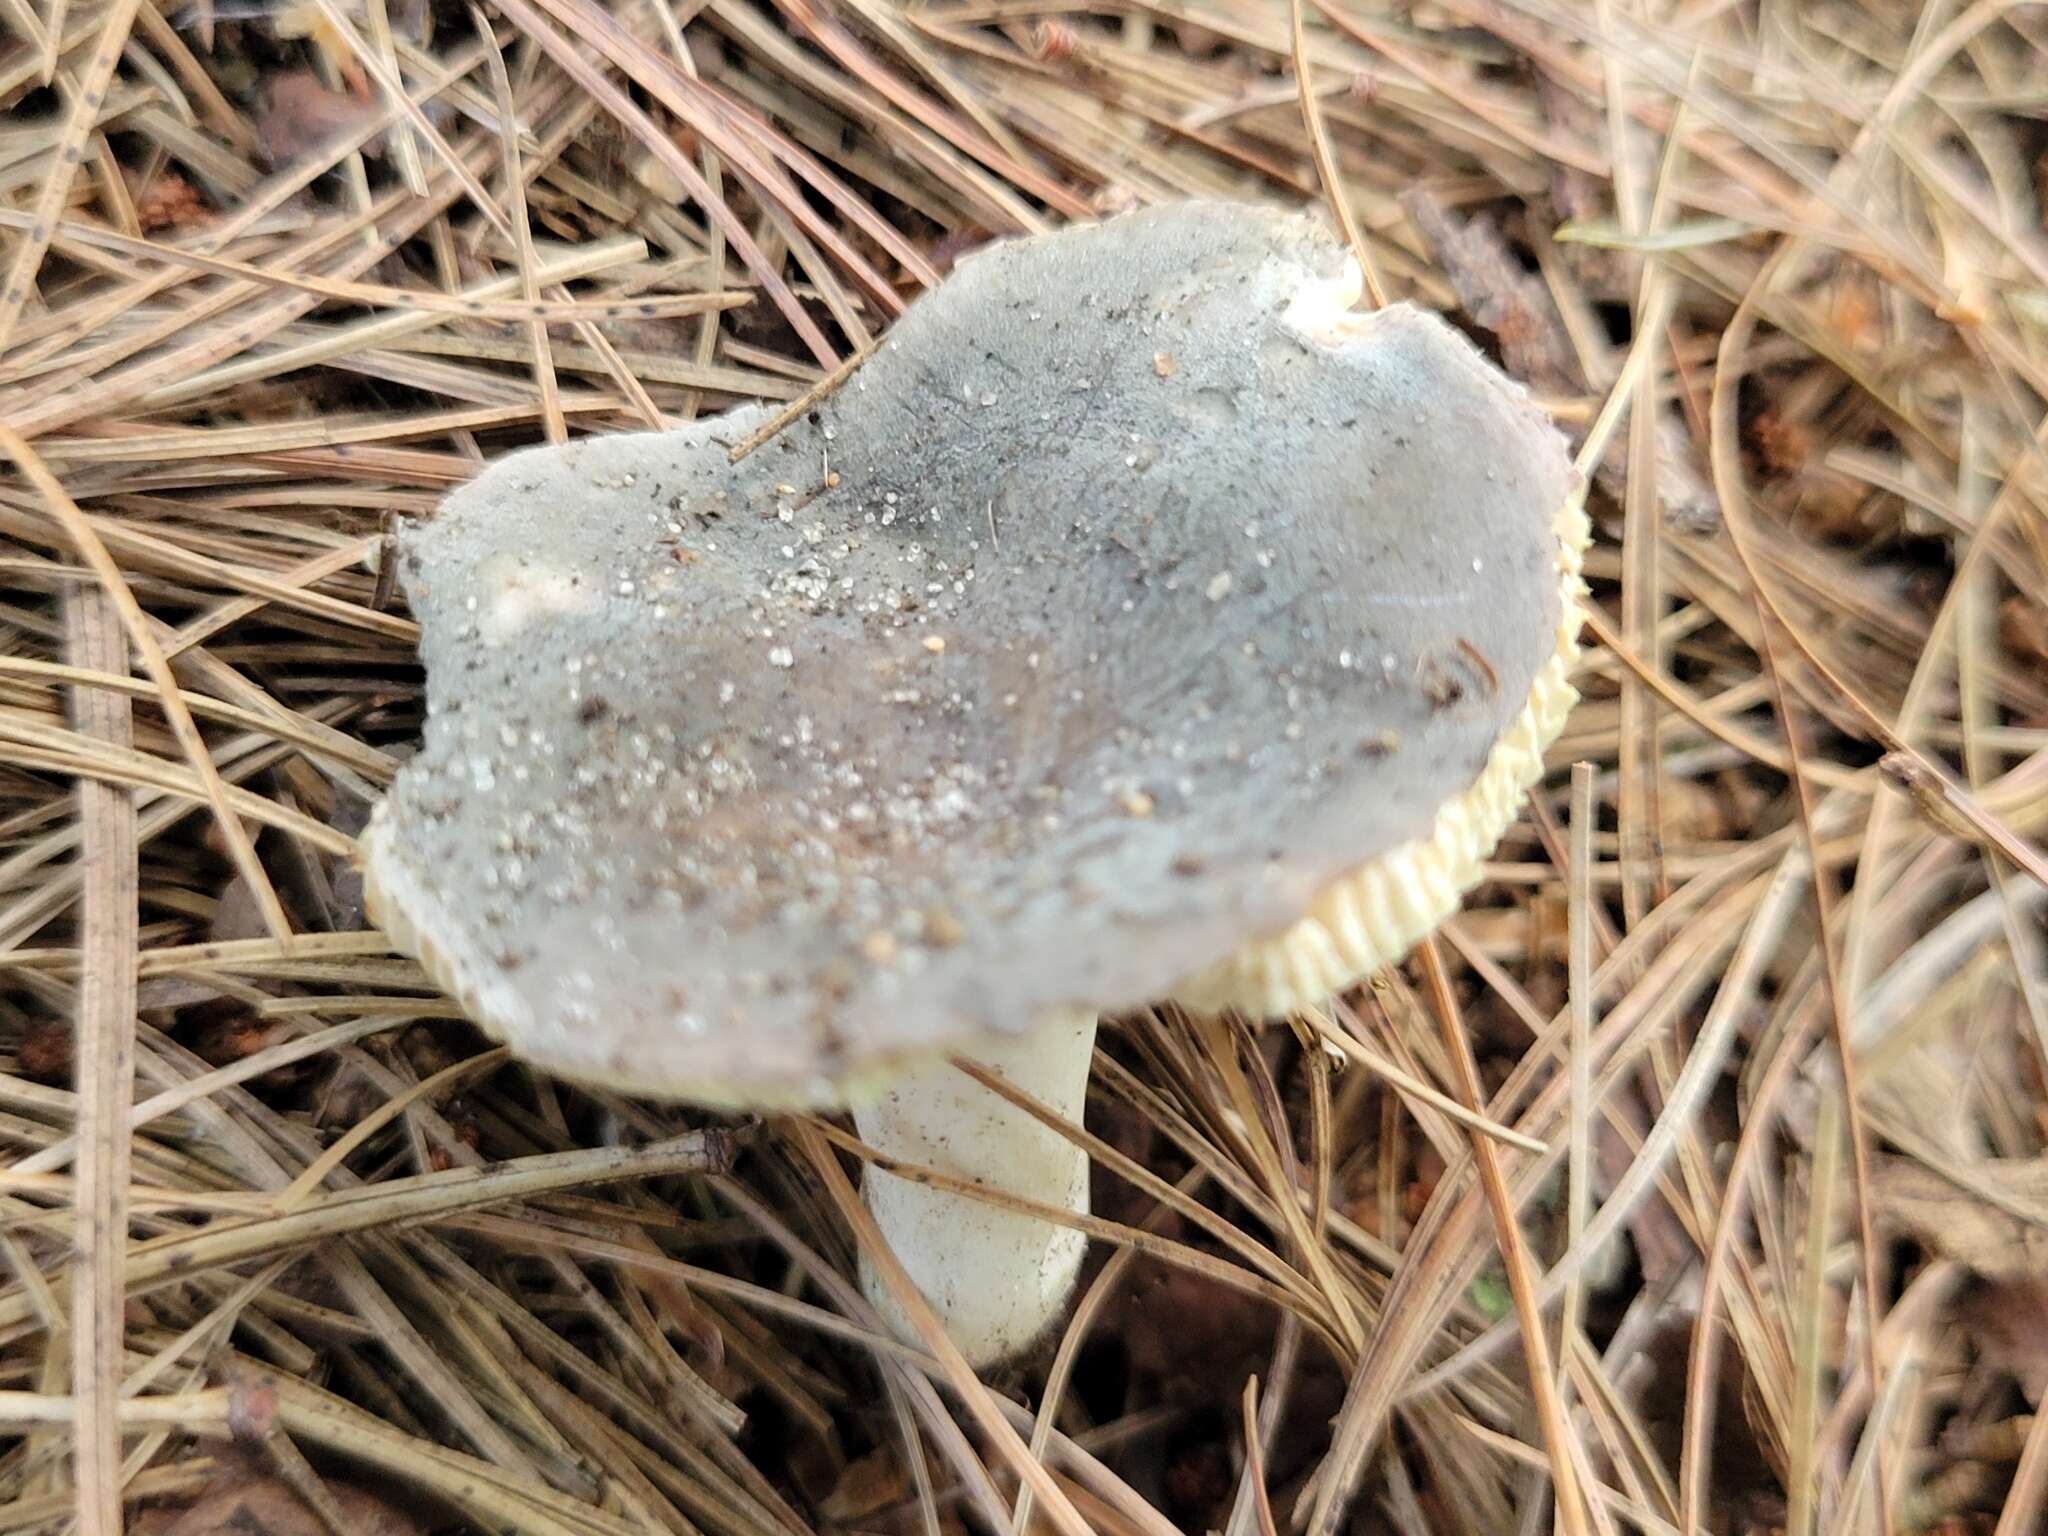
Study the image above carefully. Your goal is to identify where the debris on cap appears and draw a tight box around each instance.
[361,200,1585,1105]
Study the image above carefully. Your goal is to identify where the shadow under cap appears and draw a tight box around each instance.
[360,200,1583,1106]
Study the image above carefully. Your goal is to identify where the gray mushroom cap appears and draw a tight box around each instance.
[361,202,1582,1106]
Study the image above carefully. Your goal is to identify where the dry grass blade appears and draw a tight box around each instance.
[1416,939,1591,1536]
[0,1133,733,1334]
[271,1046,510,1212]
[469,3,566,444]
[1411,843,1816,1394]
[789,1122,1097,1536]
[1785,1090,1841,1536]
[1304,1003,1549,1153]
[0,423,291,941]
[1750,579,1894,1533]
[1292,0,1386,310]
[1241,1375,1280,1536]
[0,211,754,323]
[64,581,133,1536]
[0,1389,233,1428]
[1993,1405,2048,1536]
[0,0,142,351]
[804,1115,1309,1321]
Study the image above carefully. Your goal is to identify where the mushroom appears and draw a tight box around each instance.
[360,201,1586,1366]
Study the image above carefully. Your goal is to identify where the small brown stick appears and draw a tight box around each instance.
[727,340,879,463]
[1402,191,1582,396]
[1456,638,1500,697]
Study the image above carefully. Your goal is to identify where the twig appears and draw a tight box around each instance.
[727,340,878,463]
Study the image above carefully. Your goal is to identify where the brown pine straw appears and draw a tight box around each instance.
[0,422,290,942]
[1416,937,1591,1536]
[64,582,132,1536]
[4,3,2048,1533]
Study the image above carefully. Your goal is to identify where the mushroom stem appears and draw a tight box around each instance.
[853,1009,1096,1366]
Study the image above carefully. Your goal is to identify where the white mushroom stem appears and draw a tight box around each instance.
[853,1009,1097,1367]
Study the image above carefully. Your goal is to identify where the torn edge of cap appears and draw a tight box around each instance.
[1169,491,1592,1018]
